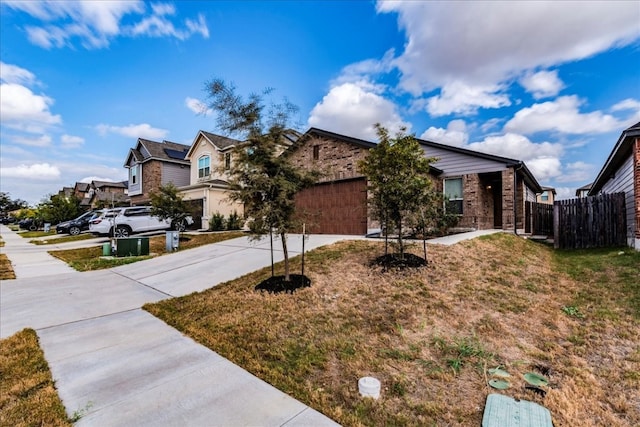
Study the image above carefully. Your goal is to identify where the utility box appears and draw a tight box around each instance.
[115,237,149,257]
[166,231,180,252]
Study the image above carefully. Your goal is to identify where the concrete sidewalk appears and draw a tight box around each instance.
[1,226,345,426]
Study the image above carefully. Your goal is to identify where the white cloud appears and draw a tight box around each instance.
[467,133,563,161]
[308,82,410,140]
[60,134,85,149]
[11,134,52,147]
[0,62,37,86]
[519,70,564,99]
[6,0,208,49]
[555,187,575,201]
[376,1,640,113]
[95,123,168,140]
[525,157,563,182]
[420,120,468,147]
[555,161,596,183]
[504,95,621,135]
[0,163,61,180]
[0,83,62,133]
[420,81,511,116]
[185,97,212,116]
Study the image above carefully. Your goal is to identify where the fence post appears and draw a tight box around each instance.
[553,202,560,249]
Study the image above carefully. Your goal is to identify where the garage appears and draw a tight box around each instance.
[295,177,368,235]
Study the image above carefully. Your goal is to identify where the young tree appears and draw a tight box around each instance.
[150,183,191,231]
[205,78,318,281]
[38,194,81,224]
[358,124,439,260]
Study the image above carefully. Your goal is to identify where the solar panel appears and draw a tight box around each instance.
[164,148,187,160]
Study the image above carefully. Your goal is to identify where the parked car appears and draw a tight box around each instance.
[88,208,124,236]
[89,206,191,237]
[56,210,102,235]
[18,218,42,231]
[0,216,16,225]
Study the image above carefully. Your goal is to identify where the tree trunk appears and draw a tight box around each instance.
[280,231,290,281]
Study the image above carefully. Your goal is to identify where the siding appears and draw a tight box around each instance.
[600,155,635,246]
[162,162,190,187]
[423,146,509,176]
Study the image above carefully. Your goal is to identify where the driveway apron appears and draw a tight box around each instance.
[0,226,343,426]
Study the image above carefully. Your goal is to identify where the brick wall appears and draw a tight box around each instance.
[635,137,640,239]
[130,161,162,205]
[501,168,515,231]
[289,135,369,182]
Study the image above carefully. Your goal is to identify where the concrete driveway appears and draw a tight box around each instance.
[1,226,347,426]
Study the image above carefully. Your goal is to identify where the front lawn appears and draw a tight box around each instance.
[0,253,15,279]
[0,329,71,426]
[30,234,95,245]
[146,234,640,426]
[49,231,245,271]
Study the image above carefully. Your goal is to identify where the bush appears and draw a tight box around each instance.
[209,212,226,231]
[226,211,243,230]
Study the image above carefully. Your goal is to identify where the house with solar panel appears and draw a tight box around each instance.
[124,138,191,205]
[180,131,245,229]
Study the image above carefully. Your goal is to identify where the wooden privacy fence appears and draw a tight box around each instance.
[553,192,626,249]
[525,201,554,237]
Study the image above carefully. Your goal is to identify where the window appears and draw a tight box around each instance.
[198,155,210,178]
[130,165,138,185]
[313,145,320,161]
[444,177,463,215]
[224,153,231,170]
[540,191,549,201]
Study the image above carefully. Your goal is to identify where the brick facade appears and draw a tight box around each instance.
[130,160,162,205]
[635,137,640,239]
[289,135,369,182]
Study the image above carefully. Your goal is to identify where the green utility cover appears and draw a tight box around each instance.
[482,394,552,427]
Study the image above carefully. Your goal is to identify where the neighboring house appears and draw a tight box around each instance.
[537,186,556,204]
[180,131,245,229]
[588,121,640,250]
[73,182,91,208]
[124,138,191,205]
[288,127,543,235]
[86,180,129,208]
[575,183,592,198]
[57,186,74,199]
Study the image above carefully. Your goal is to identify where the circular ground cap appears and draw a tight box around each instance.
[358,376,381,399]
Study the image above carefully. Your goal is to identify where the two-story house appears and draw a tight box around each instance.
[124,138,191,205]
[180,131,245,229]
[536,186,556,204]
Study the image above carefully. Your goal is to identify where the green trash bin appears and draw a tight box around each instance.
[102,242,111,256]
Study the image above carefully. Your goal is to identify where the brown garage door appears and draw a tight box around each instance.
[295,177,367,235]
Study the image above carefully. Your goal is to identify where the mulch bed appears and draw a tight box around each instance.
[372,252,427,269]
[255,274,311,294]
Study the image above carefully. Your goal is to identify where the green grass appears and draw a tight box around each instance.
[30,233,96,245]
[17,230,57,238]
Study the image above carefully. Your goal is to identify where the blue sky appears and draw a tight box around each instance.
[1,1,639,205]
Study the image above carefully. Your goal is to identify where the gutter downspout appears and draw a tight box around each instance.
[513,162,524,235]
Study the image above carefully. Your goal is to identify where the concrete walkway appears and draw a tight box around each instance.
[0,226,498,426]
[1,226,345,426]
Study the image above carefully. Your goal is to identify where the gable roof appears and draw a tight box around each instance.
[589,121,640,195]
[74,182,90,192]
[185,131,243,160]
[124,138,190,166]
[92,180,127,189]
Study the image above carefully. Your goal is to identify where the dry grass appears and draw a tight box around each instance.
[146,234,640,426]
[0,329,71,426]
[0,253,15,280]
[49,231,244,271]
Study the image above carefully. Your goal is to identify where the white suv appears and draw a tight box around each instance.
[89,206,187,237]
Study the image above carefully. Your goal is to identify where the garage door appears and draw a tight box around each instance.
[295,177,367,235]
